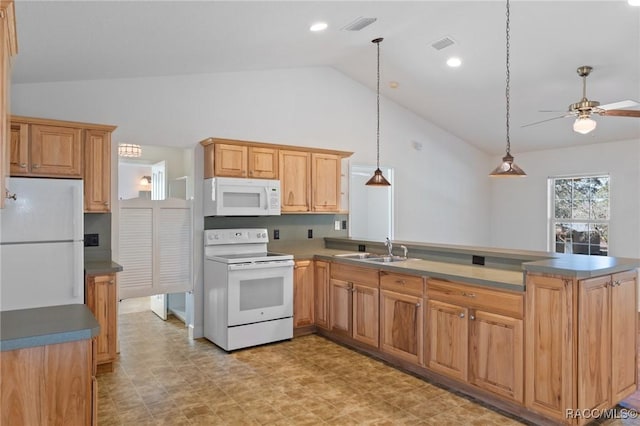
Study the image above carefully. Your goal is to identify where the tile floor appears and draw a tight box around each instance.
[98,311,640,425]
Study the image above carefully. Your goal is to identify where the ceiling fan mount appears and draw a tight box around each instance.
[523,65,640,133]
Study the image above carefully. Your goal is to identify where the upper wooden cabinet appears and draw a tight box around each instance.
[279,149,310,212]
[30,124,83,177]
[311,153,340,212]
[0,0,17,209]
[9,116,116,211]
[200,137,351,213]
[84,129,112,212]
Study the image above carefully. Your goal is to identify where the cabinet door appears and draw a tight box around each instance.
[311,153,340,212]
[279,150,310,212]
[214,143,247,177]
[44,340,92,426]
[86,274,117,366]
[248,146,278,179]
[525,275,574,421]
[469,310,523,402]
[84,129,111,212]
[352,283,379,348]
[577,275,611,413]
[329,278,352,336]
[380,289,422,364]
[611,271,637,402]
[314,260,330,330]
[293,260,314,328]
[0,346,44,425]
[426,299,468,381]
[30,124,82,177]
[9,122,28,176]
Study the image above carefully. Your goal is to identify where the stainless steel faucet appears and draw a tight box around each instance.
[400,245,408,258]
[385,237,393,256]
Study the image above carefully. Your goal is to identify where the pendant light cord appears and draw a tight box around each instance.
[505,0,511,156]
[376,39,381,169]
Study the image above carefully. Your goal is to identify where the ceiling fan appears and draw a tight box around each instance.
[523,65,640,134]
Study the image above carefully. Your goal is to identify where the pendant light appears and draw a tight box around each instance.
[366,37,391,186]
[490,0,526,177]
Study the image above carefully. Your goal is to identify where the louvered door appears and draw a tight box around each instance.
[119,198,192,299]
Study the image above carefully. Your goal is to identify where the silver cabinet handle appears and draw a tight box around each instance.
[396,280,406,285]
[103,202,110,206]
[459,312,465,318]
[614,280,621,286]
[462,292,476,298]
[109,280,115,284]
[5,190,17,200]
[470,314,475,321]
[415,302,421,308]
[351,288,356,293]
[19,163,27,168]
[32,164,40,168]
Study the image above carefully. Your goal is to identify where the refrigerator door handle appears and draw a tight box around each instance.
[73,242,83,299]
[72,183,83,241]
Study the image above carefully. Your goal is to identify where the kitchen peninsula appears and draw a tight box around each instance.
[275,237,639,425]
[0,304,100,425]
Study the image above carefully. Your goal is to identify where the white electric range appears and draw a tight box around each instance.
[203,228,294,351]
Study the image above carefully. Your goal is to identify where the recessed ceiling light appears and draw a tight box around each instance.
[629,0,640,6]
[446,57,462,68]
[310,22,328,32]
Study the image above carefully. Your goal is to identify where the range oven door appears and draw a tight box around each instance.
[226,260,294,326]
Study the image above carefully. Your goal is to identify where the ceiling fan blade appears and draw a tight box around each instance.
[522,114,571,128]
[538,109,565,113]
[599,100,640,110]
[602,109,640,118]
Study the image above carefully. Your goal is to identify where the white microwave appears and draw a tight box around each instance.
[203,177,281,216]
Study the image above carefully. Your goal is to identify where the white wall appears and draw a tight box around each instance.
[11,66,492,245]
[489,139,640,258]
[118,163,151,200]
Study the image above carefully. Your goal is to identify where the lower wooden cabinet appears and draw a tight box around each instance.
[426,299,468,381]
[329,263,380,348]
[0,339,95,425]
[293,260,314,328]
[314,260,330,330]
[426,278,524,403]
[86,273,117,370]
[379,271,424,365]
[525,271,637,424]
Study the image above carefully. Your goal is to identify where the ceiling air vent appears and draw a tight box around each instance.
[431,36,456,51]
[341,17,377,31]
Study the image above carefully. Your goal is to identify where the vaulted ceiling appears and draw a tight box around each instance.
[12,1,640,155]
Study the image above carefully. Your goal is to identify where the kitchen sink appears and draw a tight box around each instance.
[364,256,408,263]
[333,252,378,259]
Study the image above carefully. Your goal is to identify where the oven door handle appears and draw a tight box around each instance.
[228,260,295,271]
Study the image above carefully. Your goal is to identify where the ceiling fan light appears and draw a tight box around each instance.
[573,116,597,134]
[365,168,391,186]
[489,153,526,177]
[628,0,640,6]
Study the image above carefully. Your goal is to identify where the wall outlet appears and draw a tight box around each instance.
[341,220,347,230]
[84,233,99,247]
[274,229,280,240]
[472,255,485,266]
[334,220,341,231]
[358,244,366,252]
[307,229,313,239]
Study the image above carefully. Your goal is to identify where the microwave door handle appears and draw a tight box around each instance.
[264,186,269,210]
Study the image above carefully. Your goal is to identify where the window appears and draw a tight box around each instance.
[549,175,609,256]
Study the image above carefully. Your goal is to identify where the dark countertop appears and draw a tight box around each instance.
[270,238,639,291]
[522,255,640,278]
[0,304,100,352]
[85,260,123,275]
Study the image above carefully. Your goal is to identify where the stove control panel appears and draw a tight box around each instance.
[205,228,269,245]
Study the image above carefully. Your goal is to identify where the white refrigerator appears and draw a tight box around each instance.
[0,178,84,311]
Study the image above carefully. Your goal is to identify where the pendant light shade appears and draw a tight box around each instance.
[366,37,391,187]
[573,115,597,134]
[490,0,526,177]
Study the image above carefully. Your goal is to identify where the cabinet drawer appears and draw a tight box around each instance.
[427,279,523,318]
[380,271,424,297]
[331,262,378,287]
